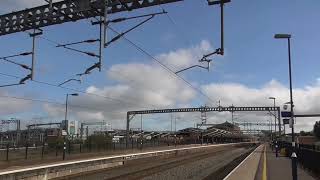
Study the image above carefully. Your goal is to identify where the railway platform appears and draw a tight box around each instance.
[263,145,315,180]
[0,143,251,179]
[224,144,316,180]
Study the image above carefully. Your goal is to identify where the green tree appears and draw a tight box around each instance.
[314,121,320,139]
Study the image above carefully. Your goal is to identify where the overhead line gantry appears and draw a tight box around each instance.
[126,106,281,147]
[0,0,184,37]
[0,0,230,89]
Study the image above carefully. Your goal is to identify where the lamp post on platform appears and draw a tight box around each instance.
[274,33,297,180]
[63,93,78,160]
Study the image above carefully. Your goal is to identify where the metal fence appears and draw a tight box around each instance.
[0,137,211,164]
[297,146,320,176]
[0,140,152,162]
[279,141,320,177]
[0,143,254,180]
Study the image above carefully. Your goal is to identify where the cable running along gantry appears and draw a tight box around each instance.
[0,0,185,36]
[0,0,230,103]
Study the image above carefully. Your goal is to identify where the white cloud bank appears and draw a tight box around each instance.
[202,80,320,132]
[2,2,319,133]
[44,40,213,129]
[21,40,320,132]
[157,40,213,71]
[0,91,32,115]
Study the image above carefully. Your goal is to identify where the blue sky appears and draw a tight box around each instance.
[1,0,320,132]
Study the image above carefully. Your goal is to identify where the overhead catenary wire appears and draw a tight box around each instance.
[32,27,177,109]
[33,78,157,109]
[0,68,194,111]
[0,72,156,109]
[158,5,220,75]
[90,11,168,25]
[53,11,168,74]
[54,63,185,110]
[0,51,34,87]
[56,45,100,58]
[0,72,20,79]
[0,52,33,59]
[0,76,207,129]
[76,62,101,76]
[0,94,132,115]
[21,36,167,109]
[0,71,32,88]
[157,4,193,47]
[77,11,168,79]
[39,12,168,84]
[107,26,216,105]
[58,78,81,86]
[0,83,23,88]
[56,39,100,47]
[35,36,189,109]
[103,67,184,109]
[105,16,154,47]
[105,6,218,105]
[1,58,32,70]
[104,11,167,47]
[0,52,33,70]
[66,69,162,109]
[27,37,212,108]
[0,11,216,119]
[23,16,214,106]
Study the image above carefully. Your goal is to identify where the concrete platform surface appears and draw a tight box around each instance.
[224,144,264,180]
[265,145,315,180]
[0,144,204,172]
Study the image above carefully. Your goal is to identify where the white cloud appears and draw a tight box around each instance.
[36,39,320,132]
[202,79,288,107]
[43,41,210,129]
[0,91,32,115]
[315,78,320,87]
[108,63,196,106]
[43,103,64,117]
[157,40,214,71]
[76,111,105,121]
[202,79,320,132]
[38,76,320,132]
[2,2,318,134]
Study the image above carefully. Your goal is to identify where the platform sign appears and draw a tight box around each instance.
[283,119,290,125]
[281,111,292,118]
[281,103,294,128]
[61,130,67,136]
[283,118,295,128]
[68,120,79,135]
[281,103,291,118]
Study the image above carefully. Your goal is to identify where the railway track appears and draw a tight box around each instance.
[57,144,255,180]
[107,148,228,180]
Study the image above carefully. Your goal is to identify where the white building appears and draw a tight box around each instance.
[68,120,79,135]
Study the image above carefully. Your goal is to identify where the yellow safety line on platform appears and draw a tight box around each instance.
[262,145,267,180]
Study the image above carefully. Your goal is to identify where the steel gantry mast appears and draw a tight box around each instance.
[0,0,229,87]
[0,0,184,87]
[175,0,231,74]
[0,0,184,37]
